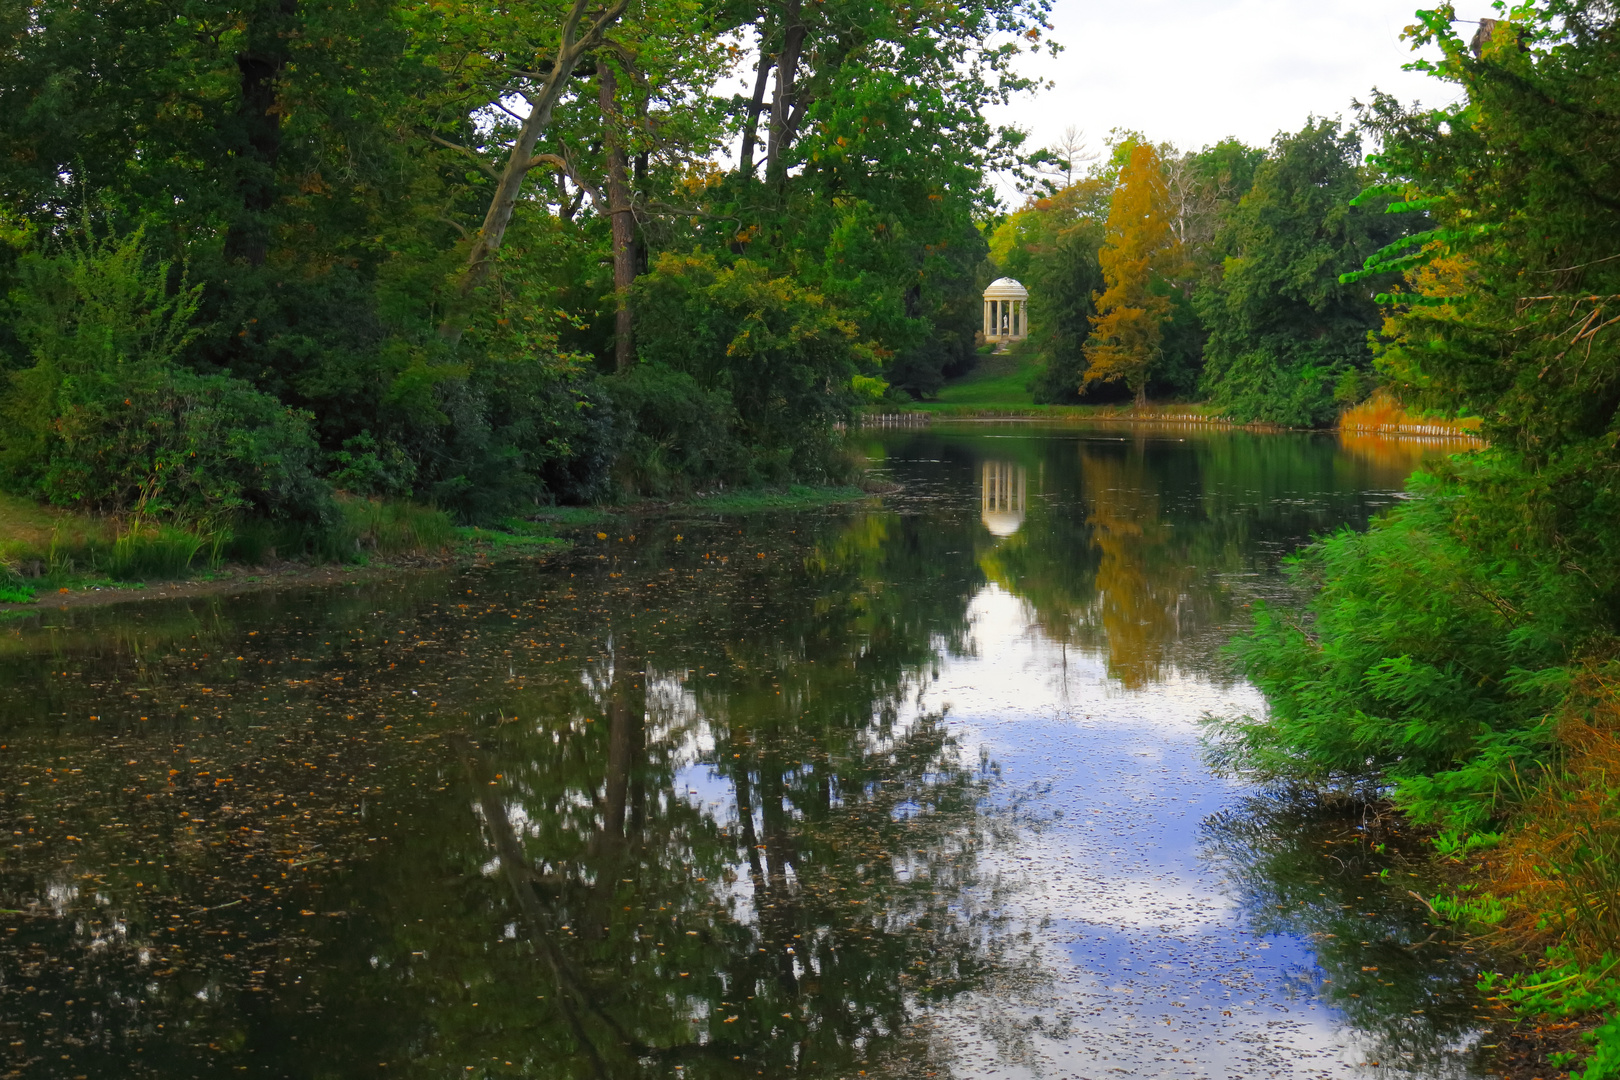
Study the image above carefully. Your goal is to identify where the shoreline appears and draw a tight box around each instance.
[863,406,1486,441]
[0,483,881,617]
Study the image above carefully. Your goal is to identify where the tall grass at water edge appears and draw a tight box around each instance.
[0,497,457,601]
[338,498,454,556]
[1338,390,1483,439]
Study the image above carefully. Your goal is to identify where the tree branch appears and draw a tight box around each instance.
[426,133,498,179]
[528,151,606,210]
[441,0,632,341]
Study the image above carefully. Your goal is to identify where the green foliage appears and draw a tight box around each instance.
[1196,119,1402,427]
[633,251,865,479]
[598,362,739,495]
[1027,204,1106,404]
[339,497,454,556]
[328,431,417,497]
[0,582,34,604]
[0,0,1053,551]
[1209,466,1577,830]
[1216,8,1620,1070]
[0,227,334,524]
[109,523,210,580]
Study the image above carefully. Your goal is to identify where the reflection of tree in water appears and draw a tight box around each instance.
[979,438,1232,689]
[1074,446,1200,689]
[0,509,1034,1078]
[462,676,1012,1078]
[973,429,1425,690]
[1200,792,1496,1078]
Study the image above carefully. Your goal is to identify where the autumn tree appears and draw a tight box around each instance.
[1083,142,1180,406]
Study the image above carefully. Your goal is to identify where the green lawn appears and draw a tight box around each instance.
[929,349,1041,406]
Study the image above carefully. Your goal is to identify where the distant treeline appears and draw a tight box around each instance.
[990,119,1415,427]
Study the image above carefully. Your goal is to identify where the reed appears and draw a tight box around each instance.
[1489,667,1620,960]
[339,497,454,556]
[1338,390,1484,440]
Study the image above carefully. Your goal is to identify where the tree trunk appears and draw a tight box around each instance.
[599,62,637,373]
[633,147,648,276]
[224,0,297,267]
[737,26,776,182]
[764,0,806,185]
[438,0,629,343]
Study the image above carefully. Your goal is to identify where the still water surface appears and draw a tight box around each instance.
[1,424,1495,1079]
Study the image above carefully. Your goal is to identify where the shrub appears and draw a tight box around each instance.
[0,226,335,524]
[633,251,867,480]
[1207,462,1589,832]
[599,363,739,495]
[328,431,416,497]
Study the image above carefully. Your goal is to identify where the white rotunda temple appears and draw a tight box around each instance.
[982,277,1029,350]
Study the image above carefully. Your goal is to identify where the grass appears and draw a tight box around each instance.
[455,517,569,556]
[0,493,492,603]
[530,505,616,527]
[0,480,874,605]
[905,350,1224,421]
[341,497,456,556]
[682,484,870,513]
[929,348,1041,406]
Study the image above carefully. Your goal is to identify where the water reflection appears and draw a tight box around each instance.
[980,461,1027,538]
[0,425,1494,1078]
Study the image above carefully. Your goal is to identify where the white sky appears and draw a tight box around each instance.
[988,0,1470,200]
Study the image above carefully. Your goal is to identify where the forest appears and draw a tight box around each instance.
[0,0,1052,546]
[0,0,1443,552]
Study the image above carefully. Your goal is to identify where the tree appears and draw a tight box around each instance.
[1195,119,1399,427]
[1083,142,1179,406]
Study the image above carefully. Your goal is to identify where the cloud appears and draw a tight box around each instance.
[991,0,1469,199]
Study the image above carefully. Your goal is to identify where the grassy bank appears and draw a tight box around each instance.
[930,348,1041,406]
[904,353,1264,424]
[907,401,1255,424]
[0,483,875,610]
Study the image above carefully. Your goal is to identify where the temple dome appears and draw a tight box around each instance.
[983,277,1028,299]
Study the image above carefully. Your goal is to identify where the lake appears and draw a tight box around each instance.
[0,422,1497,1079]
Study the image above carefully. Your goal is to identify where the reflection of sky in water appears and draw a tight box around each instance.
[0,426,1495,1079]
[893,585,1483,1078]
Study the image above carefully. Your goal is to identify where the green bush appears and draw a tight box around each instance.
[0,226,335,524]
[0,581,34,604]
[1207,462,1587,831]
[633,251,865,481]
[328,431,416,497]
[599,362,739,495]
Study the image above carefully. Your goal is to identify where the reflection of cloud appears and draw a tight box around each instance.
[980,460,1027,537]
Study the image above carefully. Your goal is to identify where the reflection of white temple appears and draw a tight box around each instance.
[980,461,1027,537]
